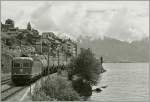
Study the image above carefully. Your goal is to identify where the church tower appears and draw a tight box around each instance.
[27,22,31,31]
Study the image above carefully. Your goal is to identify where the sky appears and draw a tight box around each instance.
[1,1,149,42]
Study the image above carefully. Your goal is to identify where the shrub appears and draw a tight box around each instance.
[32,87,52,101]
[32,74,80,101]
[68,48,102,97]
[72,78,92,97]
[69,48,101,85]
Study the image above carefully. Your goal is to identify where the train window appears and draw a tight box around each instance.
[14,63,20,67]
[23,63,30,67]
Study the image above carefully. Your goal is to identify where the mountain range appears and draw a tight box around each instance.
[77,36,149,62]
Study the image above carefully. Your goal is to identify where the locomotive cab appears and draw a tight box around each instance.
[11,57,33,84]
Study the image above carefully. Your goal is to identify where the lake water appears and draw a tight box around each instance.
[90,63,149,101]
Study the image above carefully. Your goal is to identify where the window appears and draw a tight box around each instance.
[14,63,20,67]
[23,63,30,67]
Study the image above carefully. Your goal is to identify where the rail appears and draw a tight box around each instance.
[1,86,27,101]
[1,78,11,85]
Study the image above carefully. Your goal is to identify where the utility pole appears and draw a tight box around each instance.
[47,44,50,75]
[75,44,77,57]
[41,37,43,54]
[58,49,60,66]
[20,40,22,55]
[57,47,61,75]
[65,50,68,65]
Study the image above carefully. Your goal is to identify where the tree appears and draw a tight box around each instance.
[69,48,101,85]
[68,48,102,97]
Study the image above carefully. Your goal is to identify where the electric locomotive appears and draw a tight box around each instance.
[11,55,47,84]
[11,37,77,85]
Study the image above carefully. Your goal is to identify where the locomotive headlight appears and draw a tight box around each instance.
[13,72,16,75]
[20,69,23,72]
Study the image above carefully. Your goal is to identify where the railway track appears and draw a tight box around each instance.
[1,78,11,85]
[1,86,27,101]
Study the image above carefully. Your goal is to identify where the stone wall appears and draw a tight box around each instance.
[1,54,13,73]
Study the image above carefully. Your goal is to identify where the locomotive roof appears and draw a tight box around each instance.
[13,57,33,61]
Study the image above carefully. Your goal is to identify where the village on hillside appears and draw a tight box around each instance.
[1,19,104,101]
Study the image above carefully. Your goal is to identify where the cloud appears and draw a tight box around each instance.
[30,2,56,31]
[2,1,149,42]
[105,8,133,41]
[30,2,87,38]
[105,7,149,42]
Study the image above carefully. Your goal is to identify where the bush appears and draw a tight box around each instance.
[32,74,80,101]
[72,78,92,97]
[68,48,102,97]
[32,88,52,101]
[69,48,101,85]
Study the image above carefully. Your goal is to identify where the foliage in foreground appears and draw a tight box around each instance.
[72,77,92,97]
[32,74,80,101]
[69,48,101,85]
[68,48,102,97]
[32,88,52,101]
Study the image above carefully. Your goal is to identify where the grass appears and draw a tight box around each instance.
[32,71,80,101]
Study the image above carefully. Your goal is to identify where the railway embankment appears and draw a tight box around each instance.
[32,71,80,101]
[1,19,105,101]
[30,48,104,101]
[0,48,105,101]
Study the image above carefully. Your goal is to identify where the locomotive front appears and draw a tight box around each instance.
[11,57,33,84]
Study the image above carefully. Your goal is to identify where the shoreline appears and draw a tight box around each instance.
[103,62,148,63]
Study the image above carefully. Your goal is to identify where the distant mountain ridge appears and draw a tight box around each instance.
[77,36,149,62]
